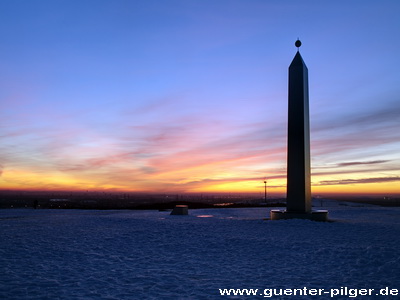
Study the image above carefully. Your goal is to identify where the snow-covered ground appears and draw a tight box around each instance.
[1,205,400,299]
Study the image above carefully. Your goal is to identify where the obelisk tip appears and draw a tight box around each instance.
[295,39,302,49]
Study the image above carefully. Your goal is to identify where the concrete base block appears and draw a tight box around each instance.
[270,209,328,221]
[170,205,188,215]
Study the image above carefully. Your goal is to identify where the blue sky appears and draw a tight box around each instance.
[1,0,399,195]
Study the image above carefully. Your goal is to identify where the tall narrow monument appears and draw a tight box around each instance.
[270,40,328,221]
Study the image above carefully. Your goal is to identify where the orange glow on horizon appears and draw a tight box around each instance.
[1,150,399,196]
[2,168,399,197]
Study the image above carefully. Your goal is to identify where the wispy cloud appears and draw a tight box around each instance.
[312,100,400,152]
[337,160,390,167]
[318,177,400,186]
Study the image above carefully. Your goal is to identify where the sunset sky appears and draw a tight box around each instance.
[1,0,399,196]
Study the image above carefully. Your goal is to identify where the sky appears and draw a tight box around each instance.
[1,0,399,196]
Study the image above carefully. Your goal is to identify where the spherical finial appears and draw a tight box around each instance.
[295,39,302,48]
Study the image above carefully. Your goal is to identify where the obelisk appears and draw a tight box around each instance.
[286,39,311,213]
[270,40,328,221]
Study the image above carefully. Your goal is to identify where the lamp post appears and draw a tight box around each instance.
[264,180,267,203]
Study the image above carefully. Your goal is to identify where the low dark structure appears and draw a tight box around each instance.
[170,205,189,215]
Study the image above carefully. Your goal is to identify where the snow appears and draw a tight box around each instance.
[1,205,400,299]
